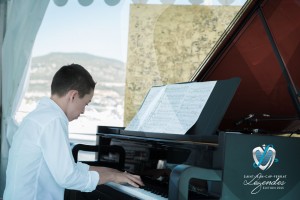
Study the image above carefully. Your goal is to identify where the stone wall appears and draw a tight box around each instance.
[124,4,241,125]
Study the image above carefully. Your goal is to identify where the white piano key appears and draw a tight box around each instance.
[105,182,168,200]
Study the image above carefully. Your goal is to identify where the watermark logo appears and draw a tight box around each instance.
[252,144,279,171]
[243,144,286,195]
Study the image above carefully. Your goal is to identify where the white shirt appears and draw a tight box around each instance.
[4,97,99,200]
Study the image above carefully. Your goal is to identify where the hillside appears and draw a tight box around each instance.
[31,52,125,82]
[27,52,125,98]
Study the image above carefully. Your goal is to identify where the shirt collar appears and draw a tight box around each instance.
[39,97,69,123]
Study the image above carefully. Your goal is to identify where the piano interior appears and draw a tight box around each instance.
[192,0,300,133]
[68,0,300,199]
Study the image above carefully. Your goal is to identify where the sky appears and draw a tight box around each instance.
[32,0,131,62]
[32,0,246,63]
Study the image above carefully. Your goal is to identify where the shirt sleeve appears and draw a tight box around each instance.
[38,117,99,192]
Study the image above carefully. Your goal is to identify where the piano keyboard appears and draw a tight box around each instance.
[105,182,168,200]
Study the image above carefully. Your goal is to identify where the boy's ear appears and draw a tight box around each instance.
[68,90,78,101]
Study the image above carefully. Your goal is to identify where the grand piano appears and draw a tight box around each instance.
[66,0,300,199]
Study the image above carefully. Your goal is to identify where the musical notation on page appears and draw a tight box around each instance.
[125,81,216,135]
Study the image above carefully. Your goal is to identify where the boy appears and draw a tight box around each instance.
[4,64,143,200]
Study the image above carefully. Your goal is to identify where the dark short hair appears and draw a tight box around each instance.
[51,64,96,98]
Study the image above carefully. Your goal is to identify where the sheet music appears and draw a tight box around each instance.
[126,81,217,135]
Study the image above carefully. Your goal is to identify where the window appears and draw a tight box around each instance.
[16,1,131,146]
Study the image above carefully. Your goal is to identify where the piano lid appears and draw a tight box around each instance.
[191,0,300,133]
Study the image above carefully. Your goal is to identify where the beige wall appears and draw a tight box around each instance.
[124,4,241,125]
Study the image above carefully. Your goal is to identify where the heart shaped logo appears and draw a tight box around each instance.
[252,144,279,170]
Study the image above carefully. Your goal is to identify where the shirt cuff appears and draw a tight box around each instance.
[77,162,99,192]
[86,171,99,192]
[81,170,99,192]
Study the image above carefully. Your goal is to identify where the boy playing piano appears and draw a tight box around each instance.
[4,64,143,200]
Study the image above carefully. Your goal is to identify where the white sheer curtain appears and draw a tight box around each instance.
[0,0,49,195]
